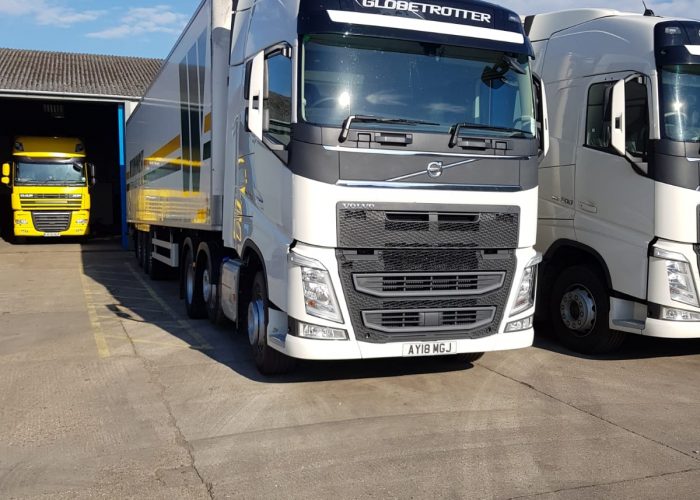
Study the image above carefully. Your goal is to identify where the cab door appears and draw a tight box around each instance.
[574,73,655,299]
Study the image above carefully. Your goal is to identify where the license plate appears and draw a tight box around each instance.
[402,341,457,357]
[43,232,61,237]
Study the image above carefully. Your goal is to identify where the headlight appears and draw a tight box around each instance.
[15,218,28,225]
[75,219,88,224]
[19,194,33,198]
[69,194,82,199]
[511,254,542,315]
[653,247,699,307]
[289,252,343,323]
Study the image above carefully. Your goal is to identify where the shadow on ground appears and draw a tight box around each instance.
[78,238,478,384]
[533,322,700,360]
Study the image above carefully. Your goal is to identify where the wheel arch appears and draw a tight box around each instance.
[542,239,613,289]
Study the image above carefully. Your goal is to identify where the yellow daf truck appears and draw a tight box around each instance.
[1,137,94,239]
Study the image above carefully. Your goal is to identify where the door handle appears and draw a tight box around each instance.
[579,201,598,214]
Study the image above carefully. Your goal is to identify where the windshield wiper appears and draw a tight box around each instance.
[449,122,525,147]
[339,115,439,143]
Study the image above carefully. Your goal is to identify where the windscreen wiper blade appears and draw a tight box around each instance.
[339,114,439,143]
[449,122,524,147]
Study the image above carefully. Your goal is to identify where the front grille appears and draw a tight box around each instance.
[362,307,495,333]
[353,272,505,297]
[338,206,519,249]
[21,194,81,210]
[32,212,71,232]
[337,248,516,343]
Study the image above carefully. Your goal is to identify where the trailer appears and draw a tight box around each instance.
[526,9,700,352]
[127,0,548,373]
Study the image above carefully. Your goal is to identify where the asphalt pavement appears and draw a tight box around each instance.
[1,237,699,499]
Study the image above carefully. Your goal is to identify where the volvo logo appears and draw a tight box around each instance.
[342,202,376,209]
[426,161,443,178]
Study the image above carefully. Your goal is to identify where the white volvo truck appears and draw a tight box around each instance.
[525,9,700,353]
[127,0,548,373]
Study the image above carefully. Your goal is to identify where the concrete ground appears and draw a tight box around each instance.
[1,237,699,499]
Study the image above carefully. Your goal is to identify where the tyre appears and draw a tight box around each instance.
[549,265,626,354]
[455,352,484,363]
[184,245,206,319]
[136,231,144,268]
[142,231,151,276]
[148,239,169,281]
[247,271,295,375]
[200,242,228,326]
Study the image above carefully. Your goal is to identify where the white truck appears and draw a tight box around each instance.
[126,0,548,373]
[525,9,700,353]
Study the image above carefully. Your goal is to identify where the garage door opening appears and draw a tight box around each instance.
[0,97,124,241]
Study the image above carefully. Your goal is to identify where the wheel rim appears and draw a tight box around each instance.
[185,254,195,304]
[560,284,596,336]
[247,299,265,347]
[202,268,211,303]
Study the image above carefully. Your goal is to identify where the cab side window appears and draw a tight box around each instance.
[624,79,649,159]
[585,82,612,149]
[265,52,292,146]
[585,78,649,158]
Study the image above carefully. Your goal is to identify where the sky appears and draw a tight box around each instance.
[0,0,697,59]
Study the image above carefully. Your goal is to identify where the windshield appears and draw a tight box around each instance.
[301,34,535,138]
[15,160,86,186]
[661,65,700,142]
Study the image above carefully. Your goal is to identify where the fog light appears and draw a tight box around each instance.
[299,322,348,340]
[505,315,533,332]
[660,306,700,321]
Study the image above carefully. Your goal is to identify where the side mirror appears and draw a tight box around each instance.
[247,51,265,141]
[88,163,96,186]
[2,163,9,177]
[610,79,626,156]
[533,74,550,157]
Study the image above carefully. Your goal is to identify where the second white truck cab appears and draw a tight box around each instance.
[525,9,700,352]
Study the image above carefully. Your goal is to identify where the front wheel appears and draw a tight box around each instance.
[247,271,295,375]
[549,265,626,354]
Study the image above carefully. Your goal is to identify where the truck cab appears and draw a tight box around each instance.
[525,9,700,352]
[2,136,93,239]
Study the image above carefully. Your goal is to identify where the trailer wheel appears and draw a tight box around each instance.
[247,271,295,375]
[184,245,206,318]
[142,231,152,275]
[136,231,144,268]
[149,243,169,281]
[134,232,141,266]
[199,242,227,326]
[550,265,626,354]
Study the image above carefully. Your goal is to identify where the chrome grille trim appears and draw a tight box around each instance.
[362,307,495,333]
[353,271,505,297]
[20,194,82,210]
[31,212,71,232]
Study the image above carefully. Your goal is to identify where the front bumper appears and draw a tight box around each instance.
[283,324,534,360]
[14,210,89,237]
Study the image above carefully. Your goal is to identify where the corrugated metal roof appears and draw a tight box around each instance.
[0,47,163,99]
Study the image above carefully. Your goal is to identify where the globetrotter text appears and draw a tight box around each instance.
[360,0,492,24]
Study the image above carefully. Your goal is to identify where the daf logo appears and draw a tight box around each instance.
[342,202,376,209]
[426,161,443,178]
